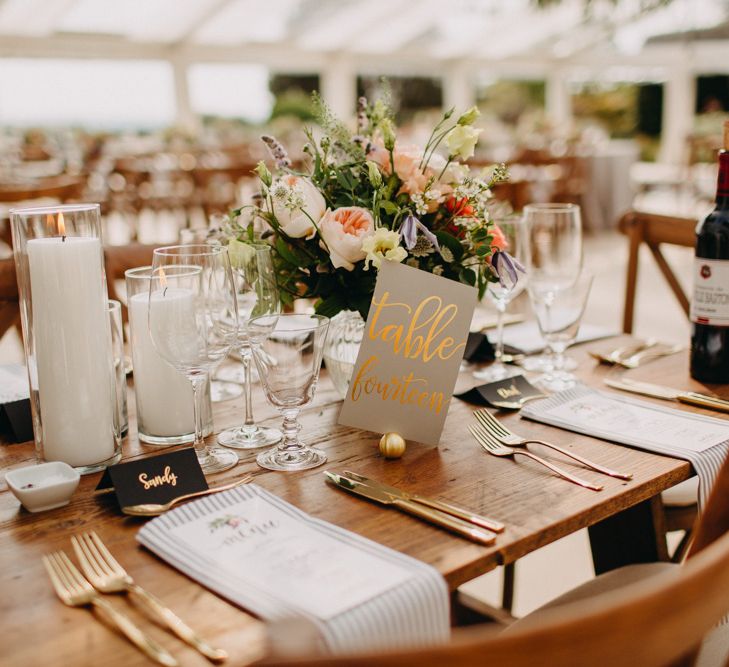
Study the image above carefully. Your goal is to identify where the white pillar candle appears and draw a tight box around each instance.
[27,236,115,467]
[129,290,197,437]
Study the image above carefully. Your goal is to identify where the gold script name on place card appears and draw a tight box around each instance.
[496,383,522,399]
[138,466,178,490]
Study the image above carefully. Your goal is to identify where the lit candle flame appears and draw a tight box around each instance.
[58,212,66,241]
[158,267,168,296]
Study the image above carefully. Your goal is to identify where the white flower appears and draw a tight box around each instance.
[442,162,469,184]
[445,125,482,161]
[361,228,407,270]
[267,175,325,239]
[318,207,374,271]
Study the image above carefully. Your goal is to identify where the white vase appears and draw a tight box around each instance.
[323,310,365,399]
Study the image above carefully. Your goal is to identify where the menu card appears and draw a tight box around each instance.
[138,484,449,653]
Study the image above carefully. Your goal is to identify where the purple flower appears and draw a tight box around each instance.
[400,214,440,251]
[491,250,526,288]
[261,135,292,169]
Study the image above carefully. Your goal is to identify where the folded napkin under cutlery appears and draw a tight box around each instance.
[137,484,449,655]
[521,384,729,508]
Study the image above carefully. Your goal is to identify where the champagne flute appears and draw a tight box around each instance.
[521,203,583,372]
[474,215,530,382]
[148,244,239,474]
[249,313,329,472]
[529,271,594,392]
[217,243,282,449]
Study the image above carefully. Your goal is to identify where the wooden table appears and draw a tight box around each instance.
[1,338,725,667]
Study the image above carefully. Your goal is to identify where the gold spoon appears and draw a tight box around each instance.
[121,476,253,516]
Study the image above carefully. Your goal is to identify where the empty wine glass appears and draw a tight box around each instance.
[148,244,239,474]
[521,203,583,372]
[217,243,282,450]
[529,271,594,392]
[473,215,530,382]
[249,313,329,472]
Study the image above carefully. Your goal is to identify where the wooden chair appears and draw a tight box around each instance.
[103,244,158,322]
[619,210,697,335]
[0,257,19,340]
[619,209,700,562]
[0,175,86,206]
[264,455,729,667]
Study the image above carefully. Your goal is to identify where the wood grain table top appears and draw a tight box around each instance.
[1,337,726,667]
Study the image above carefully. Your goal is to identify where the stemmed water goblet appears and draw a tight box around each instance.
[473,215,530,382]
[248,313,330,472]
[148,244,239,474]
[217,243,282,450]
[521,203,583,372]
[529,270,594,392]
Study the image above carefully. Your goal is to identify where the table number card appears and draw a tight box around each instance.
[339,261,477,445]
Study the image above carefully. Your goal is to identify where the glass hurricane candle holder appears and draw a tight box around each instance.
[10,204,121,473]
[125,266,213,446]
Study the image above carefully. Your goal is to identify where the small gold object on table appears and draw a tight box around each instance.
[379,433,406,459]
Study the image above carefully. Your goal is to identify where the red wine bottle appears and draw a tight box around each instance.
[690,121,729,383]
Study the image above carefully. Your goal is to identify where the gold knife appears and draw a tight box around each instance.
[341,470,505,532]
[604,378,729,413]
[324,471,497,545]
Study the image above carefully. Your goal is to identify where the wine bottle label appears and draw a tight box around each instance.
[691,258,729,326]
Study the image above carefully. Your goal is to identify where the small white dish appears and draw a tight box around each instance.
[5,461,80,512]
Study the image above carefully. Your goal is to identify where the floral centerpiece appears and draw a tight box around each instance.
[216,94,513,320]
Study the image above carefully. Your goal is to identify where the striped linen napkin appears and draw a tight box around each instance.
[521,384,729,508]
[137,484,449,654]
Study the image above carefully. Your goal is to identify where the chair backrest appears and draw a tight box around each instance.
[267,455,729,667]
[619,210,697,334]
[103,244,158,322]
[0,257,20,340]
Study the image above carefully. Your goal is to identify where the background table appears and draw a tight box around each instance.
[2,338,723,667]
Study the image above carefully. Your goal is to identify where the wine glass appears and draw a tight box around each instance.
[148,244,239,474]
[249,313,329,472]
[521,203,583,372]
[473,215,530,382]
[217,243,282,450]
[529,271,594,392]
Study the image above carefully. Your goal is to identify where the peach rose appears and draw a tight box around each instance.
[319,206,375,271]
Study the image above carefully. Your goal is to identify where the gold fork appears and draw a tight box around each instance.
[469,422,603,491]
[474,409,632,480]
[72,531,227,663]
[42,550,177,667]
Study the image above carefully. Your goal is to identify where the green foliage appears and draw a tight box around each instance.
[216,91,506,319]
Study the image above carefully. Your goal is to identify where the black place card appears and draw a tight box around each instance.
[462,331,523,363]
[0,398,33,443]
[95,448,208,509]
[455,374,547,410]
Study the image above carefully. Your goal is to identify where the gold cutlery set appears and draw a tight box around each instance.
[121,476,253,516]
[43,531,226,666]
[589,339,683,368]
[469,409,633,492]
[325,471,504,545]
[604,378,729,413]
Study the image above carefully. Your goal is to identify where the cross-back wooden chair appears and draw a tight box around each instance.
[619,210,697,335]
[619,209,700,562]
[103,243,158,323]
[0,257,19,341]
[266,455,729,667]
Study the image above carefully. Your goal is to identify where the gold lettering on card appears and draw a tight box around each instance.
[496,383,521,399]
[139,465,179,490]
